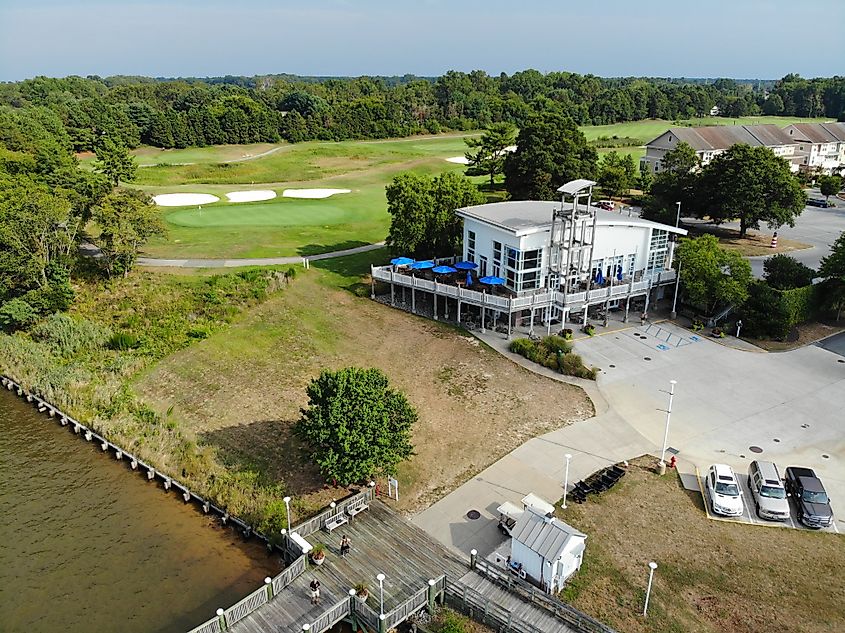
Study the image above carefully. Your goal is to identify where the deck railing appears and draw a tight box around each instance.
[304,598,352,633]
[224,585,269,626]
[290,487,374,537]
[186,617,222,633]
[384,585,429,629]
[271,555,306,595]
[445,580,546,633]
[353,598,382,629]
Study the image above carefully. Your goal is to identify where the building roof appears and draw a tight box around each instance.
[648,124,798,152]
[557,179,597,195]
[511,506,586,562]
[785,122,845,144]
[456,200,688,237]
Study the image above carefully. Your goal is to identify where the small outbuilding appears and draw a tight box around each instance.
[509,506,587,594]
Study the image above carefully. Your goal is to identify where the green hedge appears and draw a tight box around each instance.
[781,285,817,325]
[508,337,597,380]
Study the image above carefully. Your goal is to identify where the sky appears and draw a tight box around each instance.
[1,0,843,81]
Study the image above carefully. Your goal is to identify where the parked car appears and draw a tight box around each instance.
[596,200,615,211]
[705,464,744,517]
[807,198,830,208]
[747,460,790,521]
[784,467,834,529]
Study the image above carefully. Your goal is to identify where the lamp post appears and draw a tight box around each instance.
[675,201,681,228]
[283,496,292,533]
[659,380,677,474]
[670,256,682,320]
[562,453,573,509]
[376,573,386,616]
[643,561,658,616]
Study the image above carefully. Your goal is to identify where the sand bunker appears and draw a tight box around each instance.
[445,156,470,164]
[225,190,277,203]
[153,193,220,207]
[282,188,351,199]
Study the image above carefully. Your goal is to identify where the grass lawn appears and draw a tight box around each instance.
[556,456,845,633]
[78,142,283,167]
[133,250,593,516]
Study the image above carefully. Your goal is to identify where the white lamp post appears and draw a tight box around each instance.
[643,561,658,616]
[659,380,677,473]
[562,453,573,509]
[283,496,292,533]
[376,573,386,616]
[675,201,682,228]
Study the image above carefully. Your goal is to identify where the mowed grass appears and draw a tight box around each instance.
[557,456,845,633]
[78,142,283,167]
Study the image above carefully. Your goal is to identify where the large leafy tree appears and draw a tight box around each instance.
[94,137,137,186]
[296,367,417,485]
[641,141,699,225]
[818,175,842,203]
[676,234,752,315]
[385,171,484,258]
[763,254,815,290]
[464,122,517,186]
[503,111,597,200]
[697,144,806,237]
[819,231,845,278]
[598,151,634,198]
[91,189,165,276]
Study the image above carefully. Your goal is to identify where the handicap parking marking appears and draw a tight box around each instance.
[689,335,700,342]
[656,344,670,351]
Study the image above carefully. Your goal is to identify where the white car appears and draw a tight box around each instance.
[705,464,744,517]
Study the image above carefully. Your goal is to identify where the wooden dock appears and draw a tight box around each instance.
[228,501,468,633]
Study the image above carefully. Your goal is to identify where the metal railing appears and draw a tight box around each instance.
[224,585,268,626]
[290,487,374,537]
[271,555,306,595]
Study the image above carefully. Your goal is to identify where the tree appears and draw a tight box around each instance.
[641,141,699,225]
[503,111,597,200]
[91,189,165,276]
[818,175,842,203]
[93,137,137,186]
[295,367,417,485]
[598,151,633,198]
[676,234,752,315]
[741,282,792,340]
[464,122,516,186]
[697,144,806,237]
[385,171,484,258]
[763,254,815,290]
[819,231,845,278]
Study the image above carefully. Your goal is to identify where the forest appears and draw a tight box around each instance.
[1,71,843,151]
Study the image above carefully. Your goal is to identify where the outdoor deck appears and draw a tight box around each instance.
[229,501,468,633]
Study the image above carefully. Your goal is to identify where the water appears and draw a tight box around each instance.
[0,388,279,633]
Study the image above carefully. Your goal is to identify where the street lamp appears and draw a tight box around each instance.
[675,201,682,228]
[283,496,292,533]
[643,561,658,616]
[659,381,677,473]
[562,453,573,509]
[376,573,386,616]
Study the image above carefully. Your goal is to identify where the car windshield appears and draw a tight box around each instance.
[761,485,786,499]
[715,482,739,496]
[802,490,829,504]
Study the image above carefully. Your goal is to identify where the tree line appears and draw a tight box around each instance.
[2,72,843,152]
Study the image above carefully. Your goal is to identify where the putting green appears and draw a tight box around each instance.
[166,198,352,228]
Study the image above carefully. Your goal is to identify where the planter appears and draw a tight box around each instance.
[354,591,369,604]
[311,555,325,566]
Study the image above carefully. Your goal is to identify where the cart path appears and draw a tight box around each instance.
[135,242,385,268]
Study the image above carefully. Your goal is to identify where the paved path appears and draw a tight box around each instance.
[135,242,384,268]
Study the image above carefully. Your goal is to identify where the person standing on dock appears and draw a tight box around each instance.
[340,535,351,557]
[309,579,321,605]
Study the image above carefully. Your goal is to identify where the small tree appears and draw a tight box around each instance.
[296,367,417,485]
[676,234,752,316]
[763,254,815,290]
[94,137,137,187]
[819,231,845,278]
[92,189,165,277]
[598,151,633,198]
[818,175,842,204]
[464,122,516,187]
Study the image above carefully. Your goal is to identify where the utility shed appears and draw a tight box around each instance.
[509,506,587,594]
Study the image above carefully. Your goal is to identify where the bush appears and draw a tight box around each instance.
[742,282,792,340]
[562,353,597,380]
[763,254,815,290]
[0,299,38,331]
[781,285,817,325]
[108,332,139,350]
[541,335,572,355]
[31,313,112,357]
[509,338,536,357]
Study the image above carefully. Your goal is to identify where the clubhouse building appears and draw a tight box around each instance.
[370,180,687,336]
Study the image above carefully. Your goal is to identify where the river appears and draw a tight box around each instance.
[0,388,279,633]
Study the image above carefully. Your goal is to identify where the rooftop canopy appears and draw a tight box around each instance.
[557,179,597,195]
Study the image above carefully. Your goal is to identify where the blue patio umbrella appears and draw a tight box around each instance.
[466,271,473,286]
[595,269,605,285]
[432,265,457,274]
[454,261,478,270]
[391,256,414,266]
[409,260,435,270]
[479,276,506,286]
[616,265,623,281]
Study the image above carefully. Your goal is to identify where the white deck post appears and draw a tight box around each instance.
[390,269,395,306]
[457,298,461,324]
[481,293,486,333]
[433,282,438,321]
[411,282,416,314]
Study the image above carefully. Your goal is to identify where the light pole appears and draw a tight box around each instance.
[670,256,682,320]
[675,201,681,228]
[643,561,658,616]
[376,573,386,616]
[562,453,573,509]
[283,496,292,533]
[659,380,677,474]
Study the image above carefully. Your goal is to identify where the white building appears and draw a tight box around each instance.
[509,506,587,594]
[371,180,686,335]
[783,122,845,175]
[640,124,802,175]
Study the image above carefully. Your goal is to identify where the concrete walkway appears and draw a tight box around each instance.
[135,242,385,268]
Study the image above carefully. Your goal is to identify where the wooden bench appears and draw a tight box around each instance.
[346,500,370,519]
[324,513,349,532]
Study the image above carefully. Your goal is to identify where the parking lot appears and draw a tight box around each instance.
[686,465,840,534]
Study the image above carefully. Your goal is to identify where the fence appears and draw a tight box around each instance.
[384,585,429,629]
[445,581,546,633]
[271,554,306,595]
[353,598,382,630]
[304,598,352,633]
[224,585,269,626]
[289,487,374,537]
[186,618,222,633]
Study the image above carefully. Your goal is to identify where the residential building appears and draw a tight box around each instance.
[783,122,845,174]
[640,124,802,174]
[370,180,687,335]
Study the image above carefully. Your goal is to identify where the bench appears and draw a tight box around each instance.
[324,513,349,532]
[346,501,370,519]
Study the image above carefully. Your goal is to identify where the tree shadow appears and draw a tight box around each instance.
[311,248,387,296]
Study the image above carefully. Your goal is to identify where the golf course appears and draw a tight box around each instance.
[118,116,830,260]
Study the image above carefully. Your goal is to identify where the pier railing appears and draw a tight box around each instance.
[290,487,375,537]
[271,554,306,595]
[224,585,269,626]
[304,597,352,632]
[384,585,429,629]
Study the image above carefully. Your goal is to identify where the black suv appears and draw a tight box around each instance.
[785,467,834,528]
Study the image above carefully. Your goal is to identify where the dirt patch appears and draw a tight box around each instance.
[743,321,845,352]
[558,456,845,633]
[136,273,593,515]
[686,224,810,256]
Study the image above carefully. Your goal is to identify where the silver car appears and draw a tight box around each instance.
[748,460,790,521]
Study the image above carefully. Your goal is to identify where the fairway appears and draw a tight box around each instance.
[167,198,351,227]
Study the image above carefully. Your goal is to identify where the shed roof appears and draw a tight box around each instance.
[511,506,586,561]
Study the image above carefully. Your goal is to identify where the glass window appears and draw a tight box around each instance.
[467,230,476,251]
[506,247,518,270]
[523,249,540,270]
[493,241,502,264]
[715,482,739,496]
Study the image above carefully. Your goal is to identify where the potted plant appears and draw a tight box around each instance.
[583,324,596,336]
[353,582,369,603]
[691,320,704,332]
[310,543,326,566]
[562,328,573,340]
[711,327,725,338]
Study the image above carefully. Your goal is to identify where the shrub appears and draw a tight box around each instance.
[541,335,572,355]
[509,338,536,357]
[562,328,573,340]
[0,299,37,331]
[763,254,815,290]
[562,353,597,379]
[31,313,112,357]
[108,332,139,350]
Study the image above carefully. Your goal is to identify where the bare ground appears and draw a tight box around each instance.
[743,321,845,352]
[135,272,593,517]
[686,224,810,256]
[558,456,845,633]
